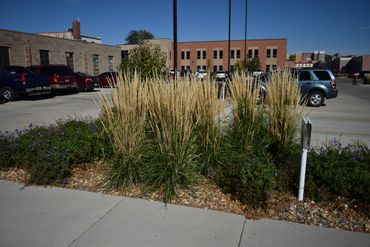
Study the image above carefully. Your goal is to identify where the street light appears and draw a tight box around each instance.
[173,0,178,81]
[244,0,248,62]
[227,0,231,73]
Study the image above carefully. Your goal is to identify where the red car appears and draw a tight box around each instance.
[28,65,78,92]
[94,72,118,87]
[74,72,95,91]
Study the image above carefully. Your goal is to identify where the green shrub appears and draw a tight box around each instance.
[306,139,370,204]
[215,151,276,208]
[15,120,104,185]
[363,74,370,84]
[0,131,16,169]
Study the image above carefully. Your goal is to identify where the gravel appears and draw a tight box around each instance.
[1,163,369,233]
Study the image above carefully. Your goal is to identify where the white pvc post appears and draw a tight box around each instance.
[298,117,312,202]
[221,81,226,100]
[298,148,308,201]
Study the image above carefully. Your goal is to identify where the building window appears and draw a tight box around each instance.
[186,51,190,60]
[66,52,74,71]
[266,65,271,72]
[202,65,206,70]
[213,65,217,72]
[121,50,129,61]
[202,50,206,59]
[40,50,49,65]
[236,49,240,59]
[197,65,201,70]
[266,49,271,58]
[248,49,253,59]
[254,49,259,57]
[181,66,185,71]
[213,50,217,59]
[230,65,234,72]
[219,65,223,71]
[273,48,277,58]
[108,56,114,72]
[93,54,99,76]
[231,50,235,59]
[197,50,201,59]
[219,50,223,59]
[0,46,10,67]
[272,65,277,71]
[181,51,185,60]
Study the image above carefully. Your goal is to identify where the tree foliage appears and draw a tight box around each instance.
[121,42,166,79]
[125,30,154,45]
[233,57,261,73]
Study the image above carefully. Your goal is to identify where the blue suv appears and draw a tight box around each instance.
[254,69,338,107]
[293,68,338,107]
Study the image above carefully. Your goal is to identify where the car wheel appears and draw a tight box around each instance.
[1,87,16,101]
[308,91,324,107]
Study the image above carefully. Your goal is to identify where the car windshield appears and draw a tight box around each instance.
[6,66,33,74]
[40,67,73,75]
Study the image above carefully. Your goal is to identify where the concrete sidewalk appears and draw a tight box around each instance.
[0,180,369,247]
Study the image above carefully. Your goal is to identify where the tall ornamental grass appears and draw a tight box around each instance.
[145,79,199,202]
[265,71,304,148]
[227,72,268,151]
[99,74,148,189]
[193,79,225,173]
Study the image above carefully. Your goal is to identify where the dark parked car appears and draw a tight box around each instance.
[74,72,94,91]
[0,65,51,101]
[94,71,118,87]
[28,65,79,92]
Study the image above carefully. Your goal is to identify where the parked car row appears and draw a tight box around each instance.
[0,64,119,102]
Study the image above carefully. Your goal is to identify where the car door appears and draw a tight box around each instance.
[297,70,314,96]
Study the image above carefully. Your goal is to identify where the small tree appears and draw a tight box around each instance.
[125,30,154,45]
[246,57,261,72]
[121,42,166,79]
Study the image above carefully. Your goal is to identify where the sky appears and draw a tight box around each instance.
[1,0,370,55]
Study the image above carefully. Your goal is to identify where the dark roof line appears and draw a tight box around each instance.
[0,28,118,48]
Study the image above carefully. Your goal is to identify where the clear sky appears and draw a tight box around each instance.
[1,0,369,55]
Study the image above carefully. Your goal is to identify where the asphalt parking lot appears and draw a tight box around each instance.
[1,78,369,147]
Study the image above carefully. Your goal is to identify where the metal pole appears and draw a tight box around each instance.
[227,0,231,73]
[298,148,308,201]
[173,0,178,81]
[244,0,248,62]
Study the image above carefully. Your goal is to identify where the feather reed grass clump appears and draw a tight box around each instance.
[145,79,199,202]
[193,79,225,173]
[227,72,267,151]
[265,71,305,148]
[99,74,148,189]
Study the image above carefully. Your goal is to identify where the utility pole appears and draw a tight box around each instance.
[244,0,248,62]
[227,0,231,73]
[173,0,178,81]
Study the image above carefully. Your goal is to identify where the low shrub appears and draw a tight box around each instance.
[215,151,276,208]
[363,73,370,84]
[0,131,16,169]
[14,120,104,185]
[306,139,370,205]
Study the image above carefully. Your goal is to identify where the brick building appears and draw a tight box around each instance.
[177,38,287,72]
[0,27,121,75]
[121,38,287,73]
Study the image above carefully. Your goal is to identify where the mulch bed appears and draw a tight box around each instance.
[1,162,369,233]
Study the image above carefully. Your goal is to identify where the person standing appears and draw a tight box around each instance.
[353,72,359,85]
